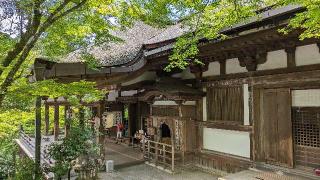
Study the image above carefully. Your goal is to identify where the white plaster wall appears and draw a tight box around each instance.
[181,67,196,79]
[107,90,118,101]
[171,73,182,78]
[226,58,247,74]
[203,128,251,158]
[121,71,157,86]
[202,88,207,121]
[296,44,320,66]
[257,50,287,70]
[153,101,177,106]
[183,101,196,105]
[203,62,220,77]
[243,84,250,125]
[121,90,138,97]
[292,89,320,107]
[171,67,196,79]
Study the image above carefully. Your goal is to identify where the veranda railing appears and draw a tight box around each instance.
[142,139,177,172]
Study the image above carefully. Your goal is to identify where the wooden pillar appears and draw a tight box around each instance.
[219,60,226,75]
[137,101,141,130]
[54,98,59,141]
[64,105,71,137]
[34,96,42,179]
[98,100,106,160]
[285,46,296,68]
[44,101,50,136]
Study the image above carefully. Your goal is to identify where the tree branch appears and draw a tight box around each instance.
[0,0,44,75]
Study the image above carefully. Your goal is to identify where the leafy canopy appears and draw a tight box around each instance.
[165,0,320,71]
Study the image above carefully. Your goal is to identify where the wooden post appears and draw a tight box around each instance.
[34,96,42,179]
[64,105,71,137]
[54,98,59,141]
[44,101,49,136]
[219,60,226,75]
[98,100,106,160]
[171,139,175,172]
[285,46,296,68]
[155,142,158,164]
[163,145,166,164]
[142,140,146,159]
[147,140,150,160]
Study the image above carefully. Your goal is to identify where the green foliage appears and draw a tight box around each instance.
[0,110,34,138]
[0,135,17,179]
[15,157,36,180]
[275,0,320,39]
[46,126,99,178]
[7,78,104,105]
[0,34,16,67]
[166,0,320,70]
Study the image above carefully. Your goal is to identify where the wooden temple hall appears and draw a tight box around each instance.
[23,4,320,178]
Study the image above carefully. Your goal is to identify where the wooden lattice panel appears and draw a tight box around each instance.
[292,107,320,168]
[292,108,320,148]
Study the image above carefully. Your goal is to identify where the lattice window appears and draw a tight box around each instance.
[292,108,320,148]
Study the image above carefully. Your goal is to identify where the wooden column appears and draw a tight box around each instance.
[127,103,132,137]
[54,98,59,141]
[64,105,71,137]
[137,101,141,130]
[44,101,50,136]
[34,96,42,179]
[98,100,106,160]
[285,46,296,68]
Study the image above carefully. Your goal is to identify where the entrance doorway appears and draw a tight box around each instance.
[261,88,293,167]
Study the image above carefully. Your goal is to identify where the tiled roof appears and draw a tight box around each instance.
[61,5,302,67]
[62,21,164,66]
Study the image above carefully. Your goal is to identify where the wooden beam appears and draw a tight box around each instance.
[201,121,253,132]
[203,63,320,83]
[34,96,42,179]
[54,98,59,141]
[98,100,106,160]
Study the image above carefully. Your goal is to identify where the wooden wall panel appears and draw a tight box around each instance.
[276,89,293,167]
[263,89,279,163]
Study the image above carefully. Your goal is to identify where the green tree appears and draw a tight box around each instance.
[46,126,98,180]
[0,0,177,106]
[164,0,320,71]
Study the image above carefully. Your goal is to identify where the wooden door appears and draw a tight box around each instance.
[262,88,293,167]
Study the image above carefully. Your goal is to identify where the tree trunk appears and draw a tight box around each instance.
[0,34,40,106]
[34,96,42,179]
[0,0,87,107]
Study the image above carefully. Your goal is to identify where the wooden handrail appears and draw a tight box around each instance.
[143,139,177,172]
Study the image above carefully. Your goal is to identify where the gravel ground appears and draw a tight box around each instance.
[98,164,220,180]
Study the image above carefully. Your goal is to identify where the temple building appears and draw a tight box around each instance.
[18,4,320,179]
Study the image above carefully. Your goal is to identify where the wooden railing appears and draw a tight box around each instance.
[18,129,53,165]
[142,140,177,172]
